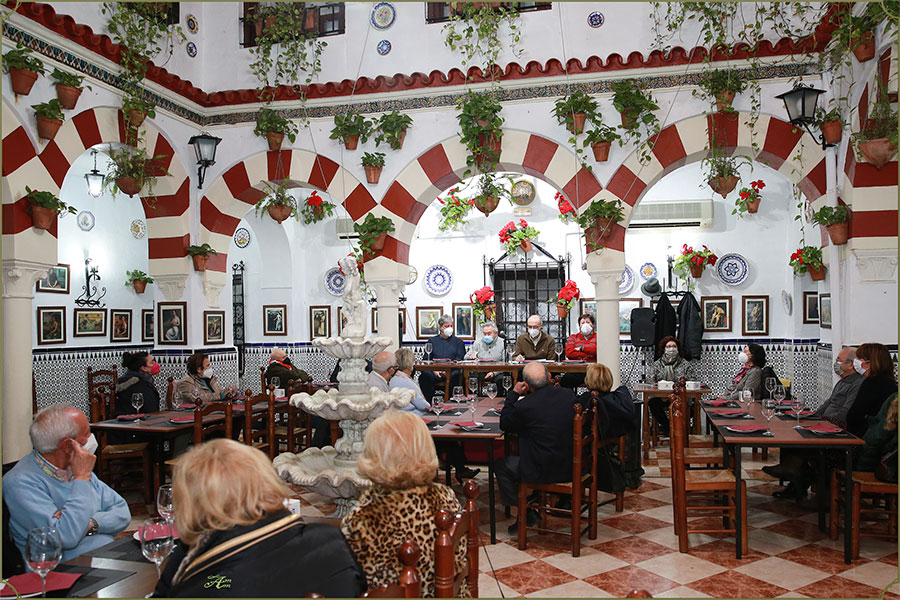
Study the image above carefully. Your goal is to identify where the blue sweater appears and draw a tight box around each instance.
[427,335,465,361]
[3,452,131,561]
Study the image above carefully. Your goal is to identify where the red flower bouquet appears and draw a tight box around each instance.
[498,219,539,255]
[674,244,718,279]
[734,179,765,217]
[556,191,576,223]
[470,286,495,320]
[300,190,336,224]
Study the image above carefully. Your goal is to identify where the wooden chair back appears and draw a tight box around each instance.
[165,376,175,410]
[244,387,276,459]
[87,365,118,410]
[434,479,479,598]
[361,539,421,598]
[668,393,687,493]
[32,372,38,415]
[193,401,233,445]
[260,365,267,393]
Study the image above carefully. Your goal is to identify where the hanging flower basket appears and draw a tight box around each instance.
[267,204,293,224]
[851,31,875,62]
[483,304,495,321]
[789,246,824,280]
[55,85,82,110]
[471,286,495,321]
[474,195,499,216]
[689,262,704,278]
[266,132,284,152]
[808,264,826,281]
[116,176,144,197]
[591,141,612,162]
[820,121,842,145]
[674,244,718,280]
[191,254,210,271]
[499,220,539,255]
[549,280,580,317]
[714,90,736,112]
[29,205,57,230]
[557,304,569,319]
[520,238,532,252]
[127,109,147,130]
[9,67,38,96]
[859,139,895,169]
[708,175,739,198]
[826,222,849,245]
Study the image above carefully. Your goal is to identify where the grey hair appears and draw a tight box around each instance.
[526,314,542,326]
[269,347,285,360]
[30,404,81,454]
[842,347,858,361]
[395,348,415,372]
[438,314,453,327]
[522,363,550,390]
[373,351,396,374]
[481,321,499,334]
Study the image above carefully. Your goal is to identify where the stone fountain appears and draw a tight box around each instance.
[273,256,412,516]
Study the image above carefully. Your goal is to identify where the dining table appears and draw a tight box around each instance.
[634,383,711,459]
[416,360,591,397]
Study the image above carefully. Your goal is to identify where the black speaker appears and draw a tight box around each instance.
[630,307,656,347]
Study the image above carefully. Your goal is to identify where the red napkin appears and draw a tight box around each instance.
[0,571,82,597]
[275,397,289,403]
[136,523,179,539]
[785,410,815,417]
[179,403,196,410]
[727,424,768,432]
[117,413,145,421]
[704,399,731,407]
[169,415,194,423]
[710,409,746,415]
[806,423,843,433]
[452,421,477,427]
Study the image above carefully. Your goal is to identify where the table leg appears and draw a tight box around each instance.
[817,450,827,531]
[733,445,743,559]
[463,369,469,395]
[155,439,166,492]
[691,397,700,434]
[488,440,496,545]
[641,394,650,461]
[844,448,853,564]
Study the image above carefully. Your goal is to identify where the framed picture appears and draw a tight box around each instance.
[310,306,331,339]
[371,308,408,335]
[618,298,643,335]
[204,311,225,345]
[141,309,154,342]
[74,308,107,337]
[701,296,732,332]
[416,306,442,340]
[819,294,832,329]
[337,306,348,336]
[580,298,596,317]
[36,306,65,345]
[452,303,475,340]
[36,264,69,294]
[742,295,769,336]
[263,304,287,336]
[110,309,132,342]
[803,291,819,324]
[158,302,187,345]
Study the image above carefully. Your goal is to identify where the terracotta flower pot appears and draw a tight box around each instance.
[620,111,636,128]
[127,109,147,129]
[708,175,739,198]
[116,176,143,197]
[557,304,569,319]
[266,132,284,152]
[714,90,736,112]
[35,116,62,141]
[267,204,293,223]
[29,205,57,230]
[343,134,360,150]
[370,232,388,251]
[132,280,147,294]
[55,84,82,110]
[689,262,704,278]
[9,68,38,96]
[312,204,325,220]
[519,238,532,252]
[364,165,382,184]
[591,141,612,162]
[807,264,825,281]
[474,195,499,216]
[566,113,587,135]
[484,304,494,321]
[584,217,615,253]
[852,31,875,62]
[820,120,842,144]
[859,138,896,170]
[191,254,210,272]
[826,222,849,245]
[745,196,761,214]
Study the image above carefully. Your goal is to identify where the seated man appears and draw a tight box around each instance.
[512,314,555,362]
[265,348,310,388]
[3,404,130,561]
[368,351,397,393]
[495,363,577,531]
[419,315,465,400]
[561,313,597,389]
[464,321,504,383]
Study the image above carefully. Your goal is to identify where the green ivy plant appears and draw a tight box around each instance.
[583,123,621,146]
[810,205,849,227]
[694,69,747,111]
[374,111,413,150]
[552,91,599,133]
[610,79,660,164]
[103,146,168,200]
[330,111,374,146]
[2,44,45,74]
[443,2,522,82]
[457,91,504,177]
[31,100,64,121]
[851,83,899,158]
[25,187,77,216]
[575,198,625,229]
[125,269,154,285]
[353,213,395,255]
[254,107,298,143]
[438,187,474,231]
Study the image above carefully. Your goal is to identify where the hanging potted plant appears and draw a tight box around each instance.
[557,191,577,223]
[552,91,599,135]
[733,179,765,218]
[125,269,154,294]
[254,107,298,152]
[438,187,474,231]
[374,110,413,150]
[186,243,218,272]
[815,106,845,145]
[354,213,395,260]
[31,100,64,141]
[548,280,580,319]
[851,84,898,170]
[811,205,851,246]
[457,91,504,175]
[361,152,385,184]
[674,244,718,279]
[254,181,297,223]
[103,147,167,198]
[472,174,509,216]
[122,94,157,145]
[24,187,76,230]
[330,111,373,150]
[299,190,336,225]
[498,219,539,254]
[442,2,522,82]
[790,246,825,281]
[695,69,747,113]
[610,79,660,164]
[470,286,496,321]
[2,45,44,96]
[582,124,621,162]
[703,151,745,198]
[836,10,879,62]
[50,68,91,110]
[577,198,625,253]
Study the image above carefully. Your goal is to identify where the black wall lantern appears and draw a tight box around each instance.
[775,83,835,150]
[188,132,221,188]
[84,149,105,198]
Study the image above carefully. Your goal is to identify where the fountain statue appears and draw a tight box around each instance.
[273,256,412,516]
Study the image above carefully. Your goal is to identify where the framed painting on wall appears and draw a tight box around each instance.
[741,295,769,336]
[36,306,65,345]
[74,308,107,337]
[700,296,732,332]
[803,291,819,324]
[204,311,225,345]
[337,306,348,336]
[618,298,643,335]
[310,306,331,339]
[158,302,187,345]
[110,309,132,342]
[263,305,287,336]
[819,294,832,329]
[36,264,69,294]
[452,303,475,340]
[416,306,442,340]
[141,309,154,342]
[371,308,408,335]
[580,298,596,317]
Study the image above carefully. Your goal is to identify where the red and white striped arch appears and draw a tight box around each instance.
[1,104,190,274]
[380,130,605,263]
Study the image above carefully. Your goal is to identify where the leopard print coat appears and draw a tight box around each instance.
[341,483,469,597]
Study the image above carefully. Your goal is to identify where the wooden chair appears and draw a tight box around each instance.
[89,389,153,504]
[669,393,747,554]
[669,382,726,468]
[242,388,276,459]
[87,365,117,406]
[165,376,176,410]
[434,479,480,598]
[517,399,598,557]
[260,366,267,392]
[166,401,235,471]
[361,539,421,598]
[273,379,313,453]
[829,470,898,559]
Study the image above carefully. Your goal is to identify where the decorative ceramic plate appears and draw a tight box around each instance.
[639,262,658,280]
[371,2,396,30]
[407,265,418,285]
[510,180,536,206]
[619,265,635,295]
[130,219,146,239]
[424,265,453,296]
[587,11,604,28]
[186,42,197,58]
[376,40,392,55]
[77,211,95,232]
[233,227,251,249]
[186,14,198,34]
[781,290,792,316]
[324,267,346,296]
[716,253,749,286]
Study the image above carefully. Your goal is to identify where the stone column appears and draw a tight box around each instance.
[585,251,626,387]
[2,259,54,461]
[364,258,411,352]
[823,145,843,378]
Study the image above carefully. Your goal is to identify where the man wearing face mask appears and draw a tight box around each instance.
[368,351,398,393]
[266,348,311,388]
[559,314,597,389]
[465,322,504,362]
[419,315,466,400]
[513,315,556,362]
[3,404,130,561]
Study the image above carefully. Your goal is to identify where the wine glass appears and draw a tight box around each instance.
[452,386,463,402]
[467,395,478,424]
[485,383,498,401]
[468,376,478,397]
[761,399,776,435]
[131,393,144,418]
[432,396,444,428]
[741,389,752,413]
[765,376,776,400]
[790,395,805,428]
[171,390,182,411]
[141,517,174,579]
[555,342,564,363]
[26,526,61,598]
[502,375,512,395]
[156,484,174,522]
[424,342,433,360]
[271,376,280,391]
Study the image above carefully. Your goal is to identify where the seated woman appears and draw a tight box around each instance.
[718,343,765,402]
[154,439,365,597]
[561,313,597,389]
[579,363,637,439]
[176,352,227,405]
[846,343,898,437]
[342,411,468,597]
[113,352,162,444]
[647,336,694,434]
[856,393,898,473]
[391,348,433,415]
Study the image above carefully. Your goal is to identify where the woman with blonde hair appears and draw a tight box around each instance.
[154,439,364,597]
[342,410,468,597]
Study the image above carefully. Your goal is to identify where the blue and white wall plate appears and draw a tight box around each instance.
[619,265,635,295]
[77,211,95,232]
[376,40,392,56]
[324,267,346,296]
[424,265,452,296]
[782,290,792,316]
[639,262,658,280]
[233,227,251,249]
[186,42,198,58]
[371,2,396,30]
[716,253,749,286]
[130,219,146,239]
[587,11,604,28]
[186,14,198,34]
[407,265,418,285]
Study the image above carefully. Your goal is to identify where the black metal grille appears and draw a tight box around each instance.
[232,261,246,375]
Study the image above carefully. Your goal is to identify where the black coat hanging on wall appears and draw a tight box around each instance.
[677,293,703,360]
[652,294,677,359]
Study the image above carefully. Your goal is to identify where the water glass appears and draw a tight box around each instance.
[171,390,182,411]
[141,517,174,579]
[26,526,62,598]
[424,342,433,359]
[761,399,776,434]
[271,376,280,390]
[467,395,478,422]
[156,484,174,521]
[502,375,512,393]
[432,396,444,427]
[741,389,752,411]
[765,376,777,400]
[484,383,498,400]
[131,393,144,417]
[791,395,805,428]
[452,386,463,402]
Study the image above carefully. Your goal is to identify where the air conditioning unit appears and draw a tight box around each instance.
[628,199,714,229]
[335,217,359,240]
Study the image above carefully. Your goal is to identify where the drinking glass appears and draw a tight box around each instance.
[761,399,776,435]
[555,342,564,363]
[485,383,498,400]
[141,517,174,579]
[271,376,280,390]
[773,385,786,406]
[765,376,776,400]
[467,395,478,423]
[502,375,512,394]
[26,526,61,598]
[790,395,805,428]
[741,389,752,412]
[156,484,174,522]
[131,393,144,418]
[424,343,433,359]
[432,397,444,427]
[171,390,182,411]
[452,386,463,402]
[468,377,478,397]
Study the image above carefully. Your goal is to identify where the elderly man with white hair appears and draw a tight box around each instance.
[265,347,310,388]
[420,314,466,400]
[368,351,398,393]
[3,404,130,561]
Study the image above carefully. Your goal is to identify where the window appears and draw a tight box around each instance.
[425,2,551,24]
[241,2,344,47]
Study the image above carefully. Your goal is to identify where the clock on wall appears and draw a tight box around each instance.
[510,179,536,206]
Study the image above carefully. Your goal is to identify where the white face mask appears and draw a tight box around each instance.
[853,358,866,375]
[738,351,749,364]
[202,367,214,379]
[580,323,593,336]
[833,359,844,376]
[441,326,453,338]
[528,327,540,339]
[665,347,678,358]
[82,433,98,455]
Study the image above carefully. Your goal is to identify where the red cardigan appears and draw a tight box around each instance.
[566,332,597,360]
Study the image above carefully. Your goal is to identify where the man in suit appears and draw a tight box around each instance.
[495,362,577,531]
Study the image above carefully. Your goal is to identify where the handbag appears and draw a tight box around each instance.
[875,447,898,483]
[596,447,626,494]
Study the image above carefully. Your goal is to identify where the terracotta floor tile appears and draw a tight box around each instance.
[655,585,713,598]
[762,519,829,542]
[593,535,675,563]
[524,579,614,598]
[776,545,864,575]
[795,575,891,599]
[516,533,581,559]
[622,493,668,511]
[492,559,576,595]
[689,539,768,569]
[750,482,791,496]
[880,553,898,566]
[542,547,629,579]
[582,565,678,597]
[636,551,727,585]
[689,570,789,598]
[599,512,671,534]
[632,480,666,493]
[755,499,819,518]
[839,559,900,593]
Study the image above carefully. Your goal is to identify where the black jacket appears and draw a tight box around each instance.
[154,512,365,598]
[578,386,637,439]
[677,293,703,360]
[500,386,576,483]
[847,375,898,437]
[115,371,161,415]
[653,295,677,359]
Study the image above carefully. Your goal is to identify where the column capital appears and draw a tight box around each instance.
[2,259,53,299]
[200,272,225,307]
[851,249,898,283]
[154,274,188,301]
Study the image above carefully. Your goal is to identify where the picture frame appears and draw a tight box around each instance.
[371,308,408,335]
[310,306,331,339]
[141,309,154,342]
[416,306,442,340]
[701,296,732,332]
[580,298,596,317]
[204,311,225,345]
[36,306,65,345]
[741,295,769,336]
[452,303,475,340]
[110,309,132,342]
[803,291,819,324]
[618,298,643,335]
[36,264,69,294]
[157,302,187,345]
[819,294,832,329]
[337,306,348,336]
[263,304,287,336]
[74,308,107,337]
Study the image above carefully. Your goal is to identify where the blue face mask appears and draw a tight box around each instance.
[482,335,495,345]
